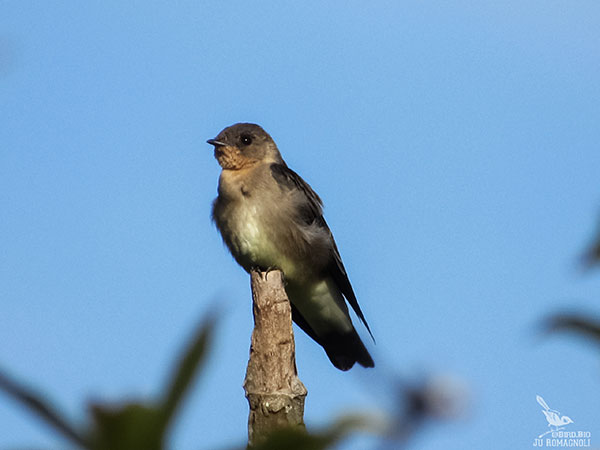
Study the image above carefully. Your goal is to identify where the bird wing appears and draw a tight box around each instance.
[270,163,324,225]
[542,410,561,426]
[270,163,373,339]
[328,237,374,339]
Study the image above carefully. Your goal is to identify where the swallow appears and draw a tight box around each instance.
[536,395,574,431]
[208,123,374,370]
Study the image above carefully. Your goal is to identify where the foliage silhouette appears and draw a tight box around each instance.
[0,313,215,450]
[542,215,600,355]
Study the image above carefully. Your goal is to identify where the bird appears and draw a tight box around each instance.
[208,123,374,371]
[536,395,573,434]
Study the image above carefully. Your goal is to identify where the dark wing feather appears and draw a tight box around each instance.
[270,163,374,340]
[291,302,374,370]
[290,303,320,343]
[328,239,374,340]
[270,163,324,226]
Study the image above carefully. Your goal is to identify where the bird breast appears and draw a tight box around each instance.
[214,167,298,275]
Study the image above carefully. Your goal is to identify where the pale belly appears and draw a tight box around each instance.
[219,202,299,277]
[286,278,353,335]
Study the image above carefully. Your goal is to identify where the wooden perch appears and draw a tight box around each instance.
[243,270,307,446]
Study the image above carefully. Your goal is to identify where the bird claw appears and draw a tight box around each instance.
[251,266,277,280]
[264,267,277,281]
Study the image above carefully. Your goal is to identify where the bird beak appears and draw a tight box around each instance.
[207,139,227,147]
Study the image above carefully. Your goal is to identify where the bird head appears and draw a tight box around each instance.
[207,123,283,170]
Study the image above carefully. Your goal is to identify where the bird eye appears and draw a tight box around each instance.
[240,134,253,145]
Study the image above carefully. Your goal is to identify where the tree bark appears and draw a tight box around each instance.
[243,270,307,446]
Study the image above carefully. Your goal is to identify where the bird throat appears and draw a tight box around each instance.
[215,146,259,170]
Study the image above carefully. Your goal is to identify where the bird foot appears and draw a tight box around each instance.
[264,267,279,281]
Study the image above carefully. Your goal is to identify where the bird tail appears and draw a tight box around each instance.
[322,328,374,371]
[289,303,374,371]
[537,395,550,410]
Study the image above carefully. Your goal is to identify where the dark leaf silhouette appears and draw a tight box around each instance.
[0,368,88,448]
[582,217,600,268]
[158,312,216,431]
[249,416,371,450]
[89,402,162,450]
[543,313,600,346]
[0,312,216,450]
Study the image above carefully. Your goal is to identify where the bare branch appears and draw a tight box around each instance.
[243,270,307,446]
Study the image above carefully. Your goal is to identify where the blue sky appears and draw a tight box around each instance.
[1,1,600,449]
